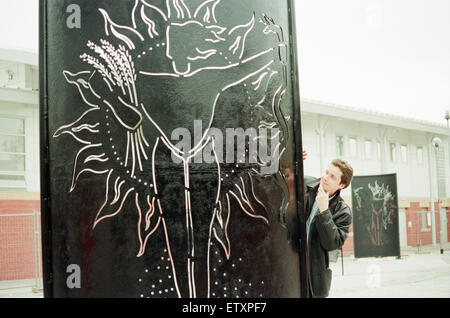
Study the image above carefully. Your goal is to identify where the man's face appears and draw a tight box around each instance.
[320,164,346,195]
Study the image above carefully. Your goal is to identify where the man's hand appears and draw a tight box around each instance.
[315,184,329,213]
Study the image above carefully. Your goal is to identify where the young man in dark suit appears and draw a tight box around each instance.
[302,155,353,298]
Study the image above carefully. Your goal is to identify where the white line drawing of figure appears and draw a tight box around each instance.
[53,0,292,298]
[354,180,396,246]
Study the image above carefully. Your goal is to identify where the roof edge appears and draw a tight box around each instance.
[300,98,448,135]
[0,47,38,66]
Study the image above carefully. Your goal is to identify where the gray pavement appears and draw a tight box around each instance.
[1,244,449,298]
[329,243,450,298]
[0,279,43,298]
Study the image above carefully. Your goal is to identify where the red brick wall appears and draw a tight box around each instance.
[405,202,449,248]
[0,199,40,281]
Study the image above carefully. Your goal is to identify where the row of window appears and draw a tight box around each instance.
[0,117,26,188]
[334,135,424,164]
[0,117,438,189]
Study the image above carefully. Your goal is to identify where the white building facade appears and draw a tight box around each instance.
[0,49,40,281]
[301,98,449,198]
[301,99,450,250]
[0,49,39,194]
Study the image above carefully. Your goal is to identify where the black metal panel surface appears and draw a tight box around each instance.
[352,174,400,258]
[40,0,305,297]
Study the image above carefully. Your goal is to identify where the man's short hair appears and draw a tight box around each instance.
[331,159,353,188]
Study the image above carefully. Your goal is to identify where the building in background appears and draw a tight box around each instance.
[0,48,40,282]
[301,99,450,253]
[0,49,449,281]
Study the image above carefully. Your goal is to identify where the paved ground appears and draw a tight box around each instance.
[0,279,43,298]
[329,243,450,298]
[1,244,449,298]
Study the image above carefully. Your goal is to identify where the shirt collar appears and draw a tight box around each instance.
[328,192,337,201]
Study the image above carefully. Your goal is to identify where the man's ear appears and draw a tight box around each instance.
[339,183,346,190]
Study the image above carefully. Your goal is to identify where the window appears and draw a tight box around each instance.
[336,135,344,157]
[421,208,431,229]
[417,146,423,164]
[316,133,321,154]
[349,137,357,157]
[364,140,372,159]
[377,141,381,160]
[389,142,396,161]
[400,144,408,163]
[0,118,26,188]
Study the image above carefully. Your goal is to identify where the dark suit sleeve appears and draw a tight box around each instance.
[314,203,352,251]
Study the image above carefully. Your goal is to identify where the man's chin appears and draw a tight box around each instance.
[322,185,335,195]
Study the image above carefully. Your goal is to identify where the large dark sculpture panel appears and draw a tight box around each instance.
[352,174,400,258]
[40,0,306,297]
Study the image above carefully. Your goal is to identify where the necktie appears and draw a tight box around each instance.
[307,201,319,241]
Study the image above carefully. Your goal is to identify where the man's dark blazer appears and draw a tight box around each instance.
[303,176,352,298]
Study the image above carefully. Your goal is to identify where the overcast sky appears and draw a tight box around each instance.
[295,0,450,126]
[0,0,449,125]
[0,0,38,52]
